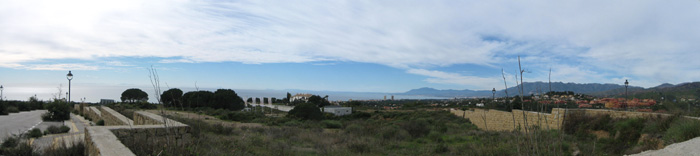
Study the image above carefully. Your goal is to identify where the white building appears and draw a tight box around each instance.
[323,106,352,116]
[290,93,313,102]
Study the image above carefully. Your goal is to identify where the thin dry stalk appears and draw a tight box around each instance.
[148,66,172,148]
[518,56,538,156]
[503,68,521,155]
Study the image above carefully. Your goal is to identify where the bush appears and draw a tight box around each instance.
[377,125,410,141]
[45,125,61,134]
[321,120,342,129]
[664,118,700,144]
[1,143,37,156]
[7,106,19,113]
[287,103,323,120]
[96,120,105,126]
[60,125,71,133]
[43,100,71,121]
[28,128,42,138]
[401,119,430,138]
[2,137,18,148]
[613,118,645,144]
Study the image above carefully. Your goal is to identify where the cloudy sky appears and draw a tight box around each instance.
[1,0,700,101]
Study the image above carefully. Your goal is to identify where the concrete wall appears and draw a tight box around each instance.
[84,106,102,122]
[450,108,670,132]
[98,107,133,126]
[84,110,190,156]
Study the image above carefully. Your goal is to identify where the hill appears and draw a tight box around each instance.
[592,82,700,100]
[402,82,636,98]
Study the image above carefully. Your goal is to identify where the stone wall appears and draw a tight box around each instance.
[84,110,190,156]
[84,106,102,122]
[112,112,192,150]
[451,108,671,132]
[98,107,133,126]
[451,108,566,131]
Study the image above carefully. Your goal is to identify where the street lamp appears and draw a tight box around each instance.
[67,71,73,104]
[0,85,3,101]
[624,79,629,110]
[492,88,496,101]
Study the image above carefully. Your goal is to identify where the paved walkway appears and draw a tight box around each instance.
[0,110,47,141]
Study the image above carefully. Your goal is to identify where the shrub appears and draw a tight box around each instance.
[1,143,37,156]
[60,125,71,133]
[7,106,19,113]
[287,103,323,120]
[664,118,700,144]
[377,125,410,141]
[28,128,42,138]
[434,143,449,153]
[2,136,18,148]
[43,100,71,121]
[348,142,371,153]
[321,120,342,129]
[613,118,645,144]
[45,125,61,134]
[401,119,430,138]
[344,123,367,135]
[96,120,105,126]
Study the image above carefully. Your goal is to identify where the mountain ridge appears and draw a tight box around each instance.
[402,82,643,98]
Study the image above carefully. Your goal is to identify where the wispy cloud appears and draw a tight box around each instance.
[407,69,502,90]
[0,0,699,87]
[23,63,99,71]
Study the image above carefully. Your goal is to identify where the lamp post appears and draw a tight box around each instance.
[67,71,73,104]
[624,79,629,111]
[492,88,496,101]
[0,85,3,101]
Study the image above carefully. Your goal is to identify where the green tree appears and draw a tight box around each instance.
[287,103,323,120]
[308,95,331,107]
[121,88,148,103]
[213,89,245,111]
[28,95,44,110]
[161,88,183,107]
[286,92,292,103]
[182,91,214,108]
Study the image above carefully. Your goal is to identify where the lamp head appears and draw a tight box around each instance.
[67,71,73,80]
[625,79,628,86]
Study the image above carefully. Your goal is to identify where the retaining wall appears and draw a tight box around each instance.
[98,107,133,126]
[84,110,190,156]
[451,108,671,132]
[84,106,102,122]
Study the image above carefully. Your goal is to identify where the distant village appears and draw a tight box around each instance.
[341,92,685,113]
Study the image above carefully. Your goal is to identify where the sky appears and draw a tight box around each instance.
[1,0,700,102]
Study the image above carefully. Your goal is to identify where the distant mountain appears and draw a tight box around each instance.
[652,83,675,89]
[595,82,700,100]
[404,87,484,97]
[402,82,638,98]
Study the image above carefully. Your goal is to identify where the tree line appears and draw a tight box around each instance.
[160,88,245,111]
